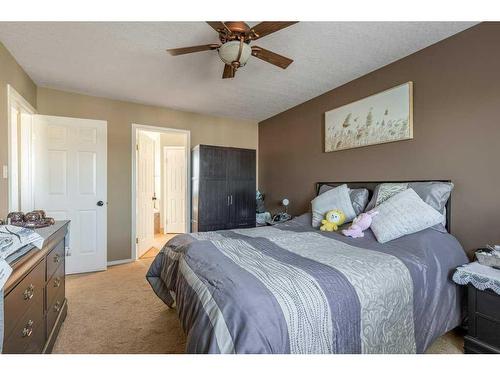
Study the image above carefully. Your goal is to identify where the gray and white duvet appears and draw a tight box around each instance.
[146,214,468,354]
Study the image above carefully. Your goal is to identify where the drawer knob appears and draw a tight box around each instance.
[53,277,61,288]
[54,253,61,263]
[22,320,34,337]
[54,300,62,313]
[23,284,35,300]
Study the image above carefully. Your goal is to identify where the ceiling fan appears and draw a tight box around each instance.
[167,21,298,79]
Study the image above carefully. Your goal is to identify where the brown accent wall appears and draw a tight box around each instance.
[259,22,500,254]
[37,87,258,262]
[0,41,37,216]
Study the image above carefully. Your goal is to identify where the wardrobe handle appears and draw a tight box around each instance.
[230,195,233,205]
[227,195,230,206]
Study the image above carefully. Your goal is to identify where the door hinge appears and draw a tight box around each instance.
[135,237,139,244]
[136,144,139,151]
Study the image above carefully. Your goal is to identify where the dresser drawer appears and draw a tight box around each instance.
[476,289,500,321]
[46,261,65,309]
[4,259,45,339]
[46,240,64,280]
[475,315,500,348]
[3,297,45,354]
[46,285,65,338]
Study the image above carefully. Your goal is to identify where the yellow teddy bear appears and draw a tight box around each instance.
[320,209,346,231]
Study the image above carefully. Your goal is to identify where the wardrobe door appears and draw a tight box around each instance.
[200,146,228,180]
[227,148,255,180]
[228,180,256,228]
[197,145,229,231]
[227,149,256,228]
[198,179,229,231]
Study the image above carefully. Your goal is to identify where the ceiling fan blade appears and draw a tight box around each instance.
[222,64,236,79]
[251,46,293,69]
[167,44,219,56]
[249,22,298,40]
[206,21,231,34]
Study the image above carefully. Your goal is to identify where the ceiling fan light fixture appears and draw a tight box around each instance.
[218,41,251,67]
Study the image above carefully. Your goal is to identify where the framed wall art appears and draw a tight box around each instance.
[325,82,413,152]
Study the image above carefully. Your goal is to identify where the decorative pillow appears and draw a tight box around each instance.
[349,188,369,216]
[365,181,453,227]
[311,184,356,228]
[365,182,408,212]
[370,188,444,243]
[318,185,369,216]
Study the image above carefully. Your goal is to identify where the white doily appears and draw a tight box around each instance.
[453,261,500,295]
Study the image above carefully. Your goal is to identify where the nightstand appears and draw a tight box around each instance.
[265,218,292,226]
[265,213,292,226]
[453,262,500,353]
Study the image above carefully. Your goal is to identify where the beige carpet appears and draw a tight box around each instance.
[52,257,186,354]
[53,256,464,354]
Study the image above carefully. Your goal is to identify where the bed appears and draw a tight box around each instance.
[146,181,468,354]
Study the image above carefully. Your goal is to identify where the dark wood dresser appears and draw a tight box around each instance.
[464,284,500,354]
[2,221,69,353]
[192,145,256,232]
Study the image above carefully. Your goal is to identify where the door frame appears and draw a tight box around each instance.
[131,124,191,260]
[7,85,37,212]
[163,146,187,234]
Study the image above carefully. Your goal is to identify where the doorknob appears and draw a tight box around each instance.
[97,201,104,206]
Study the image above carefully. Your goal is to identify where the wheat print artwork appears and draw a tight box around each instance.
[325,82,413,152]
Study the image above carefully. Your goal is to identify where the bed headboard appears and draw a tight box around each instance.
[315,180,452,232]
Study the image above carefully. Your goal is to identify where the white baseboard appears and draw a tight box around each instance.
[107,258,134,267]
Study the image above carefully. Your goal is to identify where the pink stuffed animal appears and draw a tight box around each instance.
[342,211,379,238]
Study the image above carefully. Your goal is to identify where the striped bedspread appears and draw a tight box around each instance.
[147,215,467,354]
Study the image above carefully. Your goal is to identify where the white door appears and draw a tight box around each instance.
[33,115,107,274]
[136,132,155,257]
[164,147,186,233]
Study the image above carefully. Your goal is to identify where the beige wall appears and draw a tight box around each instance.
[259,22,499,256]
[0,42,37,217]
[160,132,187,147]
[37,87,258,261]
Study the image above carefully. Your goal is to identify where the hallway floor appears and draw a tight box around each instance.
[140,232,177,259]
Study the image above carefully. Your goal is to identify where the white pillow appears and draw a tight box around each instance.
[370,188,443,243]
[311,184,356,228]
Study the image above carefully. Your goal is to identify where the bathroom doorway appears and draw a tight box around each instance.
[132,124,190,260]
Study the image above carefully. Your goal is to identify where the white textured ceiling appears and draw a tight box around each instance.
[0,22,476,121]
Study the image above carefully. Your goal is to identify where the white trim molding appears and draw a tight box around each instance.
[107,258,134,267]
[7,84,37,212]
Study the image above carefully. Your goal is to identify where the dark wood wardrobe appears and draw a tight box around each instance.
[192,145,256,232]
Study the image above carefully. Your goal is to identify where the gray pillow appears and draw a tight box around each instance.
[370,188,444,243]
[349,188,369,216]
[318,185,369,216]
[365,181,453,226]
[311,184,356,228]
[408,181,453,217]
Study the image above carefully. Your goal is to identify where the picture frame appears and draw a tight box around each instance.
[325,82,413,152]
